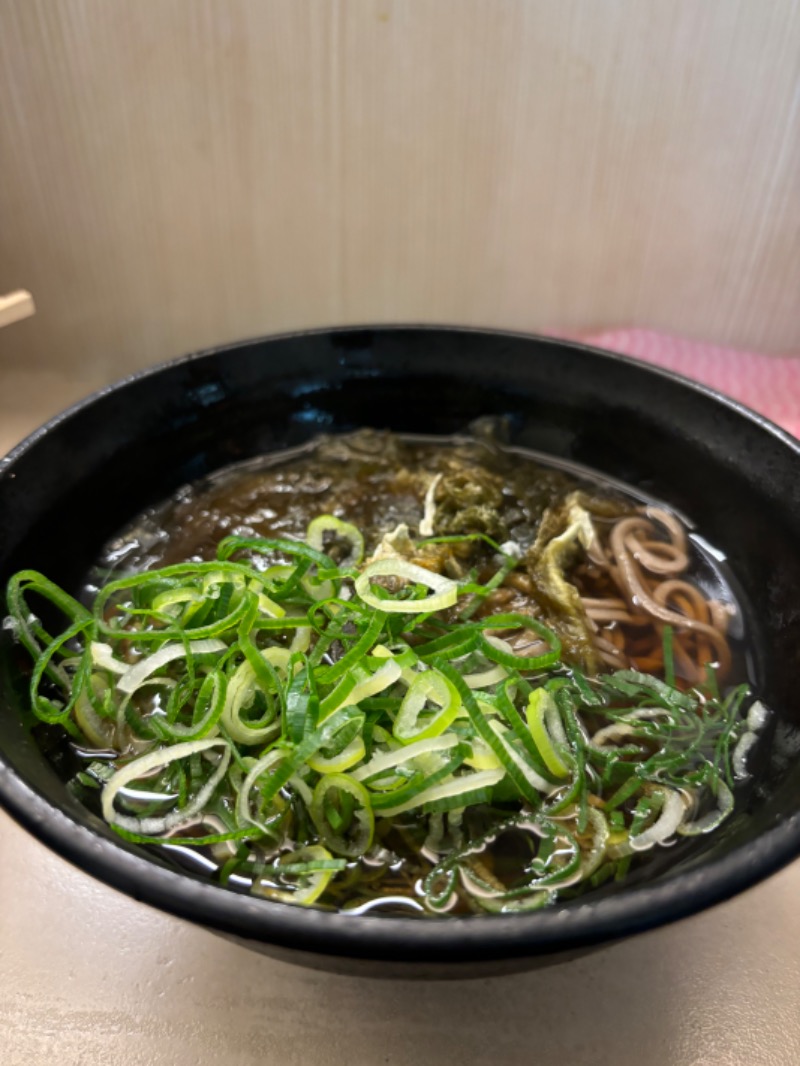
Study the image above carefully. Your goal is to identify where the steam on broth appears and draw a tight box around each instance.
[5,430,768,917]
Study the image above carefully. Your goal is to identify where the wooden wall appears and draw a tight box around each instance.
[1,0,798,383]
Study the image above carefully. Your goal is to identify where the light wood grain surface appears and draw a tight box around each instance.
[2,803,800,1066]
[1,0,799,384]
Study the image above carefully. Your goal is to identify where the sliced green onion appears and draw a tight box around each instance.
[662,625,675,688]
[91,642,129,676]
[307,732,366,774]
[436,662,549,805]
[629,787,687,850]
[150,668,228,741]
[393,669,461,743]
[477,890,554,914]
[526,688,570,779]
[311,773,374,858]
[326,659,402,715]
[5,496,759,918]
[75,675,115,747]
[463,663,508,689]
[352,734,460,783]
[354,559,458,614]
[221,660,281,745]
[473,613,561,670]
[315,610,386,685]
[117,639,227,696]
[678,780,733,836]
[254,845,344,905]
[376,768,504,818]
[369,744,469,811]
[307,515,365,567]
[487,720,553,795]
[103,738,231,835]
[236,749,286,830]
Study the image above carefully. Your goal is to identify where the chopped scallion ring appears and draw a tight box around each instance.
[354,559,458,614]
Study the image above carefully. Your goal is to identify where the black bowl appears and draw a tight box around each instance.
[2,326,799,977]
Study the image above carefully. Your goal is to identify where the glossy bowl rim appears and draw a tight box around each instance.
[1,324,799,964]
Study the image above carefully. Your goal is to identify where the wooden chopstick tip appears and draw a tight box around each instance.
[0,290,36,329]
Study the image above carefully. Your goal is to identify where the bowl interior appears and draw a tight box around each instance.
[1,326,799,965]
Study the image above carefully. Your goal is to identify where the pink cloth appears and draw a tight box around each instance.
[569,328,800,440]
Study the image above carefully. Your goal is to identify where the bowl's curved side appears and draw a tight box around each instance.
[1,325,799,967]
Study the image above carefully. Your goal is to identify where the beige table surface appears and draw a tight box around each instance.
[1,376,799,1066]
